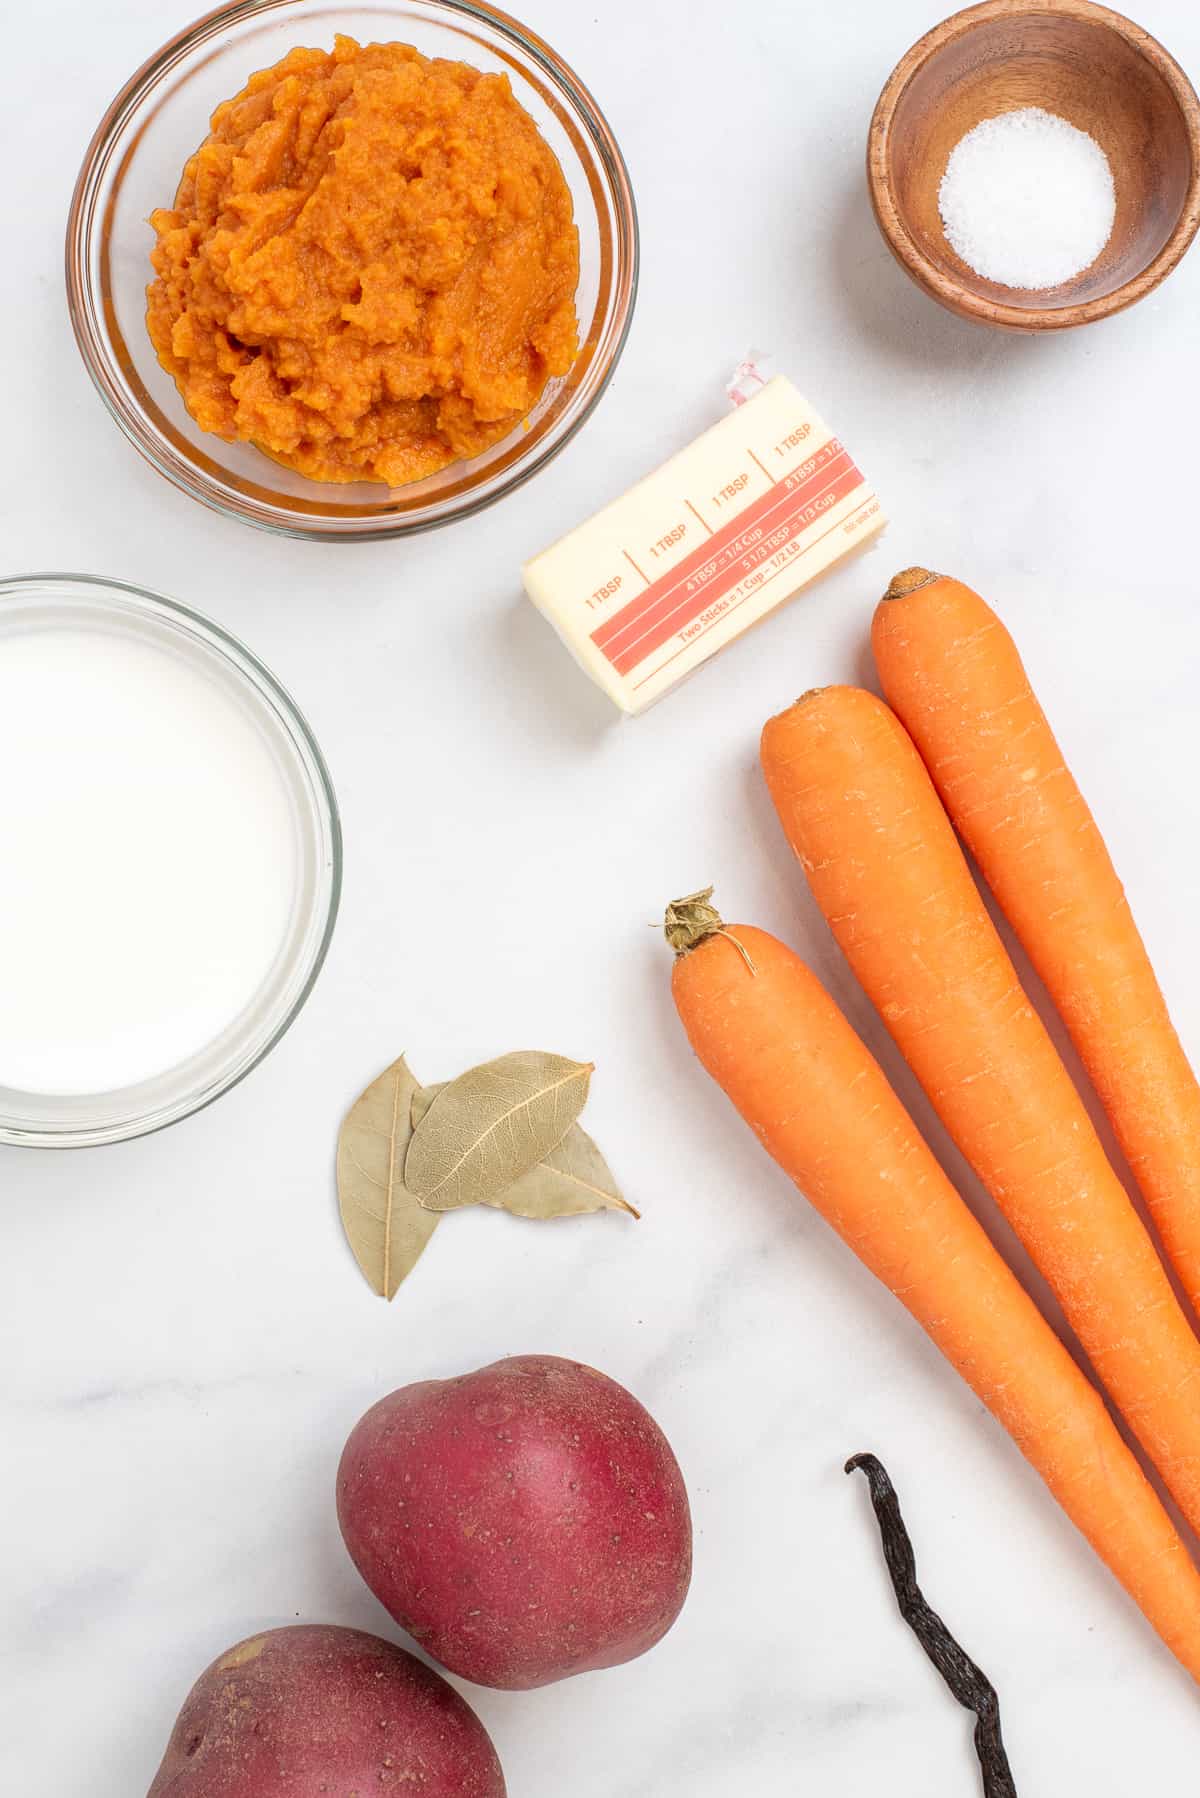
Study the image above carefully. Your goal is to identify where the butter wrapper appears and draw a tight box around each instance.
[522,376,885,714]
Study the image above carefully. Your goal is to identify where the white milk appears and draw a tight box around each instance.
[0,623,300,1095]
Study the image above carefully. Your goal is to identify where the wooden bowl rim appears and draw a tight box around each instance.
[867,0,1200,331]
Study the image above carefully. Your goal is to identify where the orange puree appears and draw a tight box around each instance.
[146,36,580,486]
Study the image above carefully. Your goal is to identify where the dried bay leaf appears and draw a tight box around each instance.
[411,1082,636,1222]
[501,1125,639,1220]
[337,1055,439,1300]
[405,1051,592,1213]
[410,1082,443,1133]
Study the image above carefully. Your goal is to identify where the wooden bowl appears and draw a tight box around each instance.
[867,0,1200,330]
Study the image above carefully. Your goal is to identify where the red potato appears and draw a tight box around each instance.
[146,1624,505,1797]
[337,1354,692,1690]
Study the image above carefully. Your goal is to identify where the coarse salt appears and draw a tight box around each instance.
[938,107,1116,290]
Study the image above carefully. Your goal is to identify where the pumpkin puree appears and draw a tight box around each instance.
[146,37,580,486]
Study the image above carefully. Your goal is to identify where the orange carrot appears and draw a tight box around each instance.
[872,568,1200,1318]
[666,891,1200,1685]
[760,685,1200,1543]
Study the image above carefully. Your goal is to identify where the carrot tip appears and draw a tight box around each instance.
[883,567,939,601]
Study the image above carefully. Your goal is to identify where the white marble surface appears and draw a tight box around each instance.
[4,0,1200,1791]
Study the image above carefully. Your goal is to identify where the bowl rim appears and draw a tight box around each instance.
[0,570,343,1149]
[867,0,1200,332]
[64,0,639,540]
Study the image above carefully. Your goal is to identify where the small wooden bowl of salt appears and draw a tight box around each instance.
[867,0,1200,331]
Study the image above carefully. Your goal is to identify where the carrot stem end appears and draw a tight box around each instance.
[883,566,940,600]
[663,888,757,974]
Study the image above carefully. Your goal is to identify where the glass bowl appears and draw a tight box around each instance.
[0,574,341,1148]
[66,0,639,540]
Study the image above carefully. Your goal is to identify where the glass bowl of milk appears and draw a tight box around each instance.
[0,575,341,1147]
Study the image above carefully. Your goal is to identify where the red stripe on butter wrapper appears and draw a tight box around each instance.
[592,442,866,677]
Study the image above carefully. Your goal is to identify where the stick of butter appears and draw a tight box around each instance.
[523,376,886,714]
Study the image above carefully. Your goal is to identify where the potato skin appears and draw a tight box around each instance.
[146,1624,505,1796]
[336,1354,693,1690]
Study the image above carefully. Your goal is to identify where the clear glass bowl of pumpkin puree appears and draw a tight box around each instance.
[66,0,638,541]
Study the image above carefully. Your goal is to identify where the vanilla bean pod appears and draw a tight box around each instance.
[846,1453,1017,1798]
